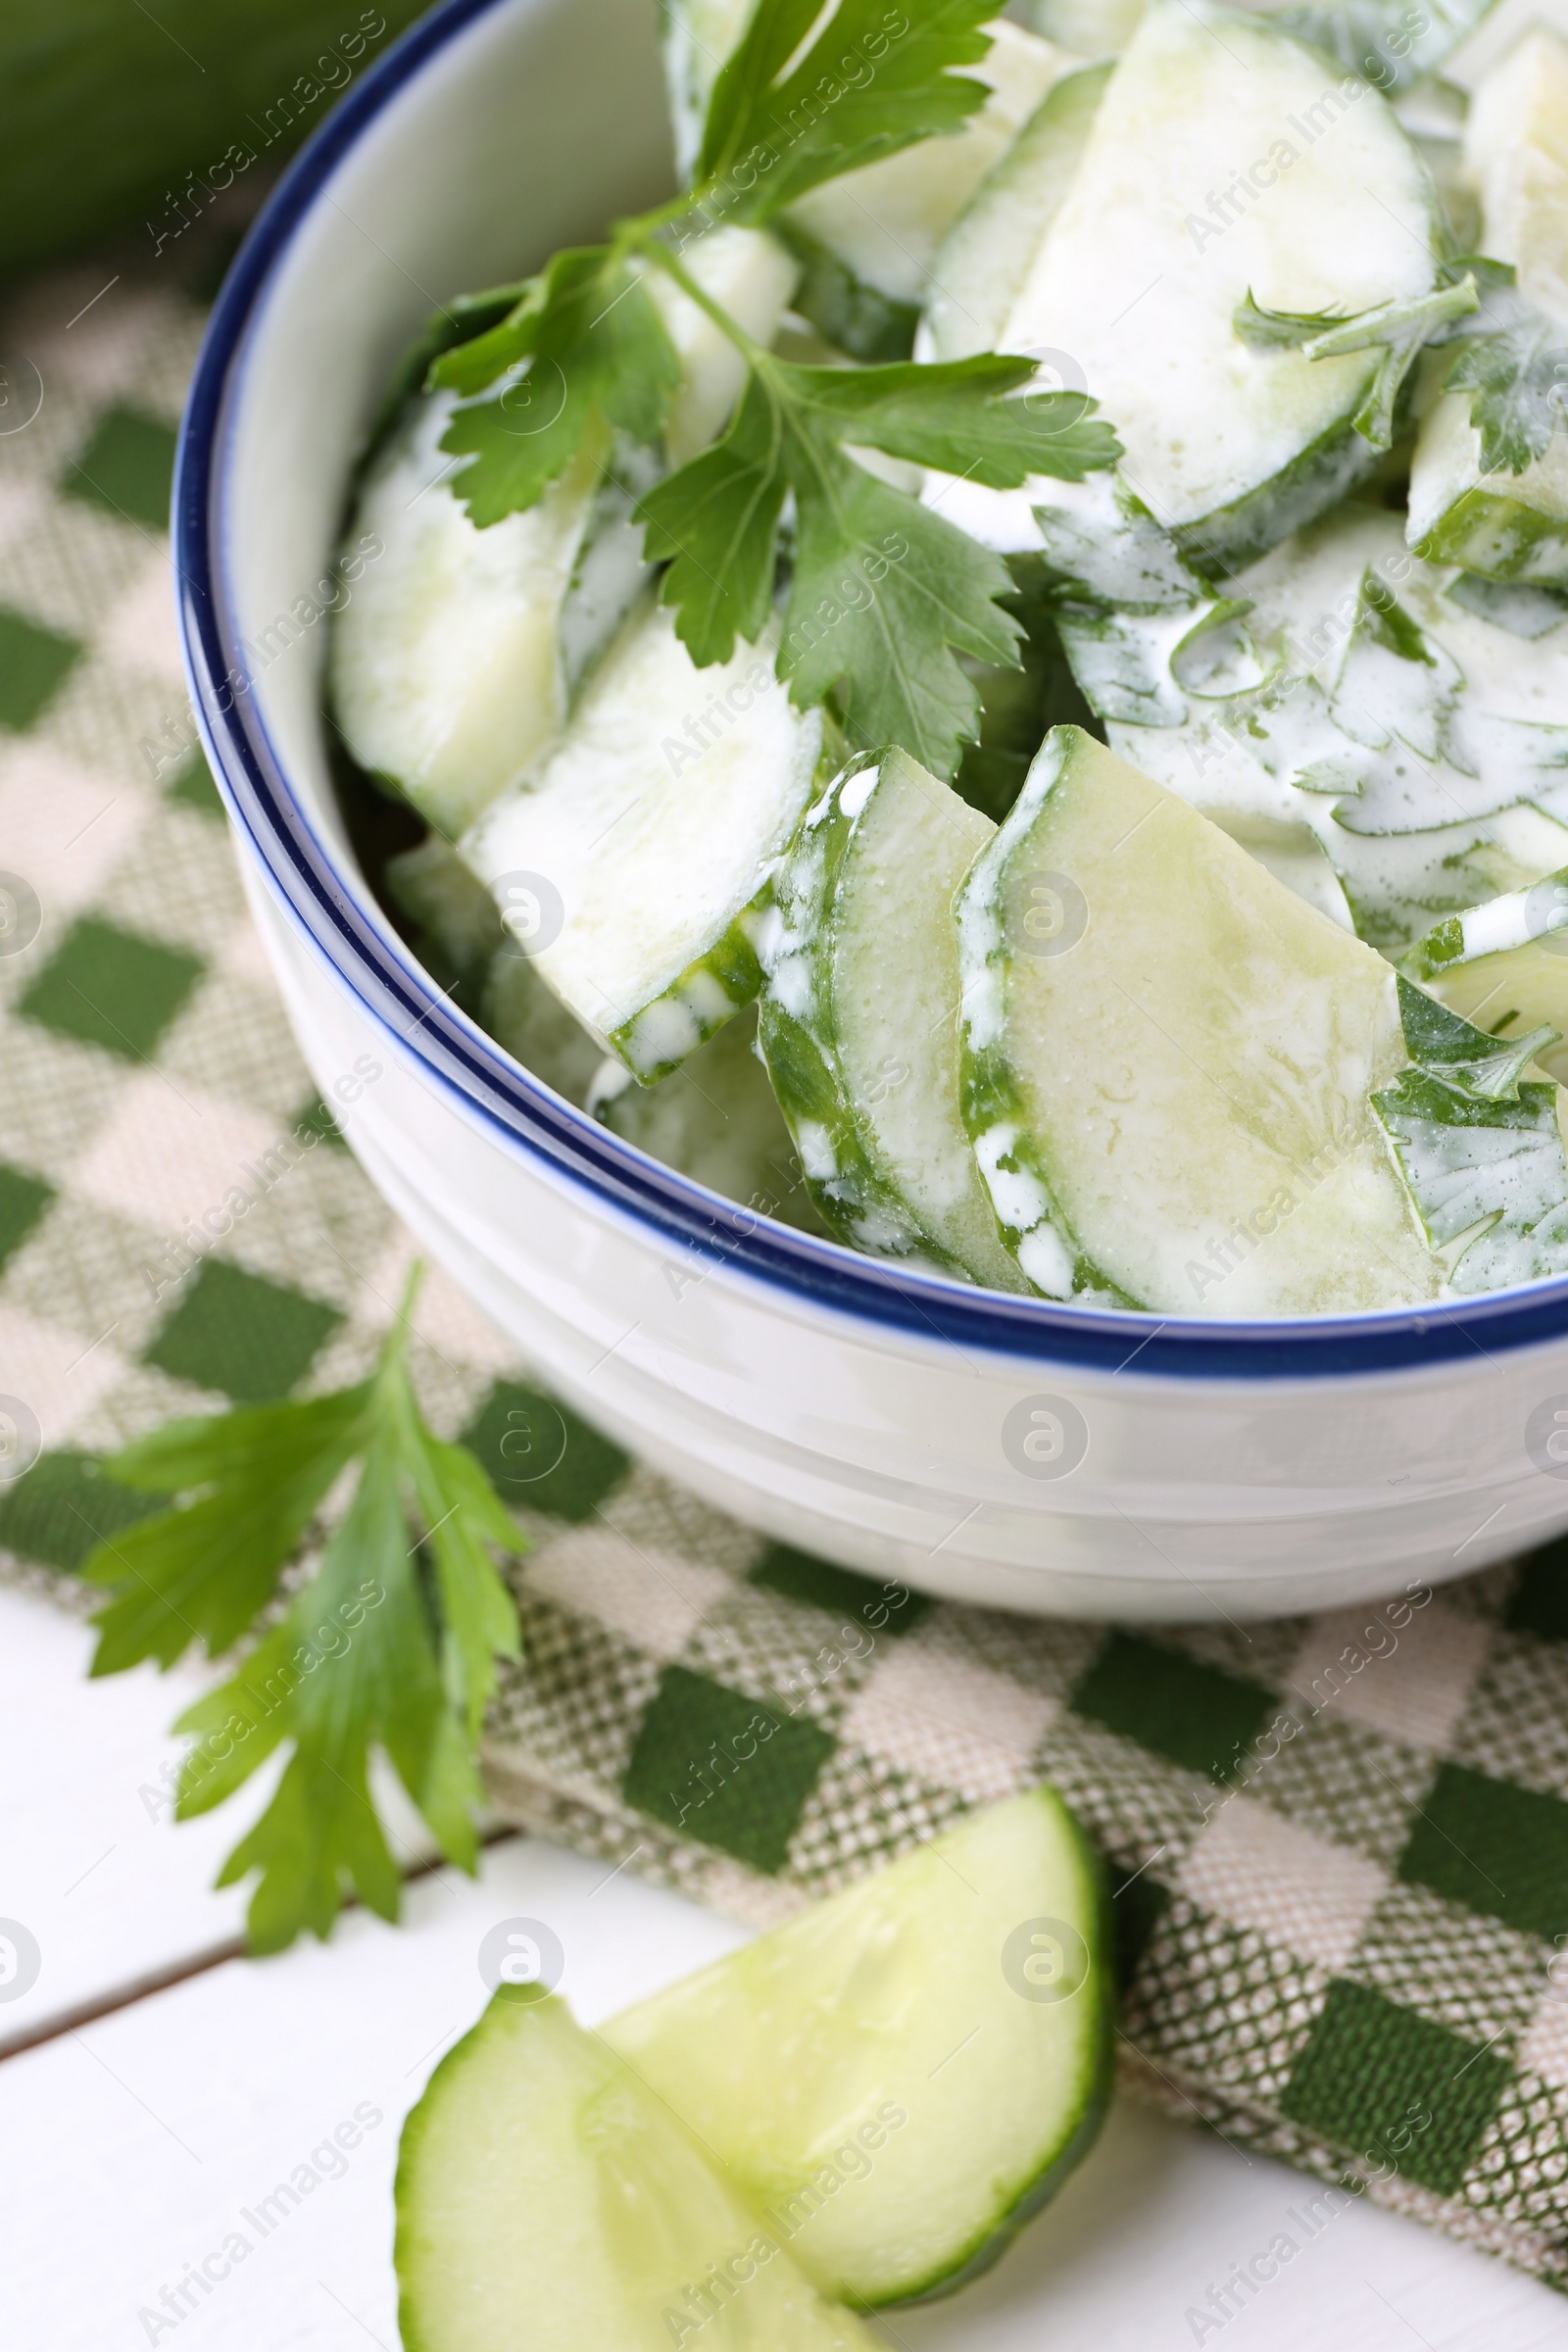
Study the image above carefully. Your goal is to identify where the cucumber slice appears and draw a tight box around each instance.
[759,749,1027,1289]
[925,62,1112,364]
[462,602,825,1081]
[1400,866,1568,1083]
[603,1788,1111,2308]
[998,3,1446,571]
[395,1990,880,2352]
[1407,30,1568,585]
[330,399,605,836]
[957,725,1438,1311]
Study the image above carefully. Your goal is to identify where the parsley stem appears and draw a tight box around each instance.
[637,233,770,369]
[609,188,717,245]
[382,1260,426,1376]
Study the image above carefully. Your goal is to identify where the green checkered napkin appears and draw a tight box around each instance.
[5,261,1568,2293]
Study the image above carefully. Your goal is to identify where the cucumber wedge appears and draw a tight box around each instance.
[330,401,606,836]
[957,726,1439,1311]
[759,749,1027,1288]
[925,61,1112,363]
[1407,29,1568,585]
[1400,867,1568,1083]
[999,3,1447,571]
[603,1788,1111,2308]
[395,1990,880,2352]
[462,602,825,1081]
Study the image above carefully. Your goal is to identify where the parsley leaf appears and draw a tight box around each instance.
[1439,259,1568,474]
[698,0,997,222]
[1234,276,1479,448]
[83,1272,524,1954]
[434,246,682,524]
[640,344,1120,778]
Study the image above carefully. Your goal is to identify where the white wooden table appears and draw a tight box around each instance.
[4,1580,1567,2352]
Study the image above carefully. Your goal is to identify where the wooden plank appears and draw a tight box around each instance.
[0,1583,436,2052]
[3,1835,1564,2352]
[0,1585,251,2046]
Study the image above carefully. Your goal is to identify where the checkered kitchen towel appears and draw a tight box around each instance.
[6,256,1568,2293]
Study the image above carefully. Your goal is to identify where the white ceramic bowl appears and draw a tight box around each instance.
[176,0,1568,1620]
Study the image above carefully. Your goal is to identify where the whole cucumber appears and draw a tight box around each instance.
[0,1,425,282]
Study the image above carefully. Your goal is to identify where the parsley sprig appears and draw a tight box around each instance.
[1238,257,1568,478]
[82,1269,524,1954]
[1234,275,1479,449]
[421,0,1120,782]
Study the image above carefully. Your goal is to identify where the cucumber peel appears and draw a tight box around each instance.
[926,60,1114,365]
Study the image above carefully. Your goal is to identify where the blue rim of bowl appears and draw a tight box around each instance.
[174,0,1568,1382]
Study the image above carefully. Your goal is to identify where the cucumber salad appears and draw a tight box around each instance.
[331,0,1568,1319]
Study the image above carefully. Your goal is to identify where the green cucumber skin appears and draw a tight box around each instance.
[956,730,1140,1305]
[1414,486,1568,585]
[758,995,968,1268]
[1173,412,1386,581]
[611,896,768,1085]
[878,1796,1116,2310]
[959,1015,1134,1303]
[759,756,989,1278]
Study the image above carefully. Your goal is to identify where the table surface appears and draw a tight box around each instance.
[4,1579,1568,2352]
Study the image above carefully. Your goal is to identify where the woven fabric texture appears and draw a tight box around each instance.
[4,264,1568,2293]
